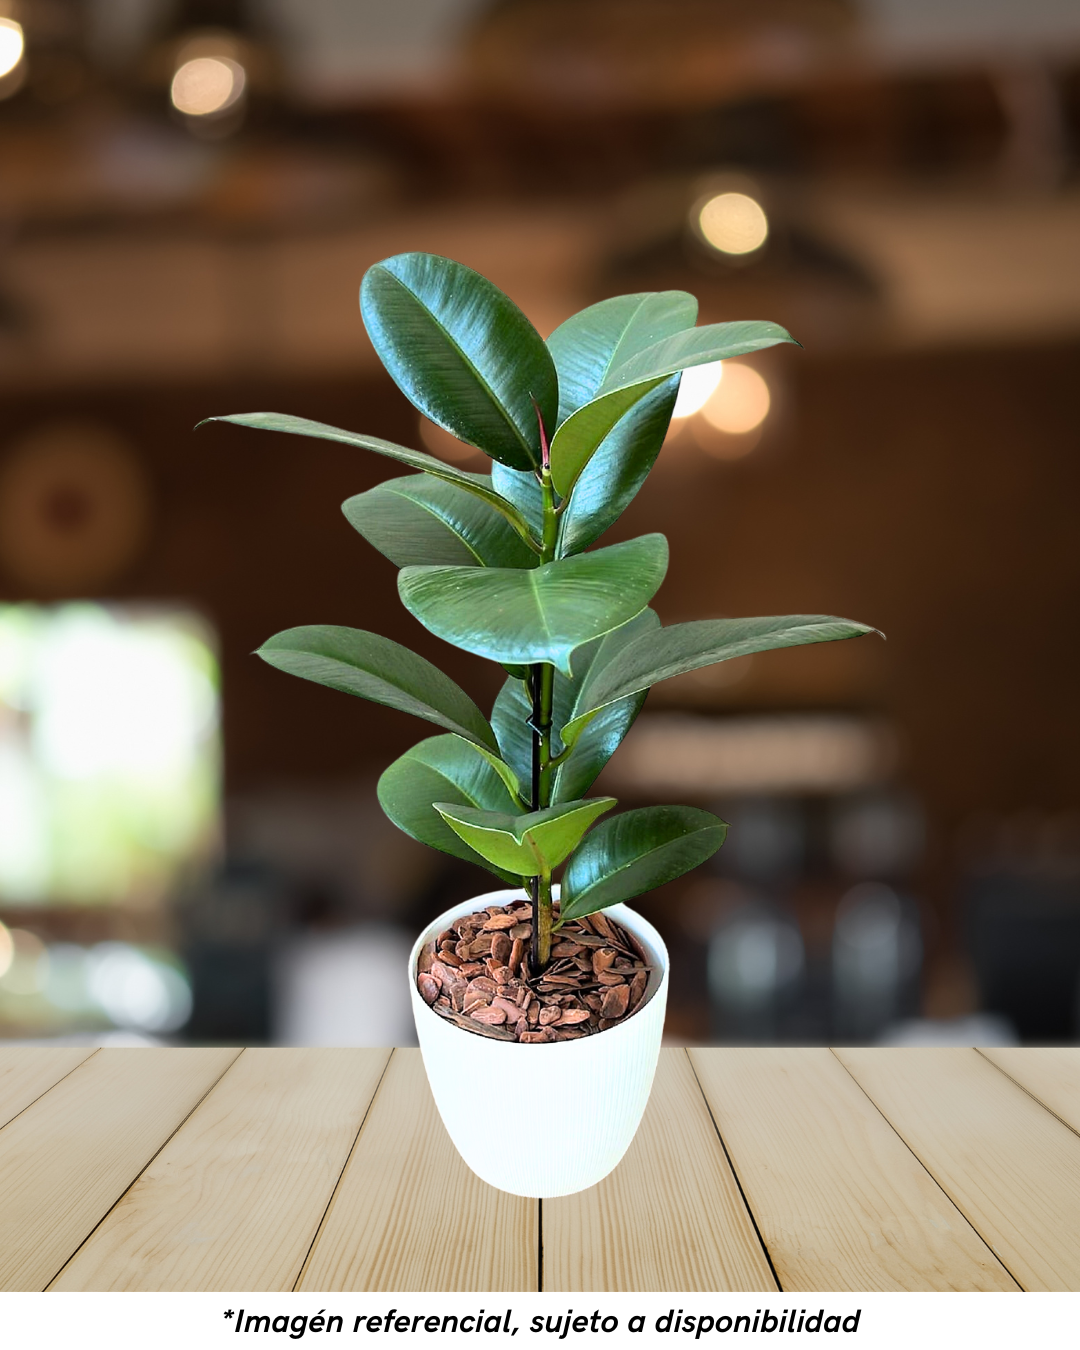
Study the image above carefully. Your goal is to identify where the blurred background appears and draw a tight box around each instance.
[0,0,1078,1050]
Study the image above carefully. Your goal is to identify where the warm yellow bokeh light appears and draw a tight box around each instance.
[0,928,46,994]
[0,18,25,79]
[170,56,246,116]
[698,192,769,255]
[419,415,483,463]
[671,362,724,419]
[0,921,12,980]
[700,362,771,434]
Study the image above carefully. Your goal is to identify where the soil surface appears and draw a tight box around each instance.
[416,900,655,1043]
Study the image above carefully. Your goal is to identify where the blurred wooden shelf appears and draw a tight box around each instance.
[1,1045,1078,1292]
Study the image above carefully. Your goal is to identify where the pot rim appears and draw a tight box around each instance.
[409,887,669,1050]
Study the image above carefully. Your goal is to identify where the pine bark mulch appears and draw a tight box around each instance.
[416,900,655,1043]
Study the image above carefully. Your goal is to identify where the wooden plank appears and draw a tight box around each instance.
[979,1047,1080,1137]
[0,1047,240,1291]
[543,1050,776,1292]
[0,1047,97,1130]
[689,1048,1016,1292]
[836,1047,1080,1291]
[298,1049,536,1292]
[50,1048,391,1292]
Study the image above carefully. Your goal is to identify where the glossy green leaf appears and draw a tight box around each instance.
[343,474,537,569]
[360,252,558,471]
[257,626,498,751]
[557,377,679,556]
[548,316,794,497]
[378,735,521,883]
[398,534,669,676]
[489,672,533,796]
[491,461,544,540]
[490,609,661,804]
[203,413,538,549]
[434,797,616,877]
[548,378,666,497]
[560,806,728,921]
[601,319,798,393]
[546,290,697,424]
[462,737,525,804]
[552,609,661,802]
[560,615,881,750]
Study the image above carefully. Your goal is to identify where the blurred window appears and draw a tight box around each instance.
[0,602,220,907]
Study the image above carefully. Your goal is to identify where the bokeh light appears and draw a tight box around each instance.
[697,192,769,255]
[700,362,771,433]
[671,362,724,418]
[0,18,24,80]
[0,921,12,980]
[170,56,246,117]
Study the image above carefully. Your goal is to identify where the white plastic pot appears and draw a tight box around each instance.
[408,887,669,1198]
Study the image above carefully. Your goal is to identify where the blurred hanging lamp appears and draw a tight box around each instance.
[0,5,25,99]
[145,0,279,137]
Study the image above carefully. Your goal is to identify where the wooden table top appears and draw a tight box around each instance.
[1,1045,1079,1293]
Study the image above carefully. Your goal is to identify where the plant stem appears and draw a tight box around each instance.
[528,406,558,971]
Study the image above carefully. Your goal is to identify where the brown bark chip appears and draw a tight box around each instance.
[416,903,654,1043]
[482,913,518,930]
[592,947,617,976]
[600,983,630,1020]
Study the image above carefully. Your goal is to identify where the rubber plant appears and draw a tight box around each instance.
[207,252,876,978]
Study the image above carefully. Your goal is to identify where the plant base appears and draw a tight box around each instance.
[408,888,669,1198]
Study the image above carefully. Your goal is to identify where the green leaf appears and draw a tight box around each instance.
[398,534,669,676]
[491,461,544,540]
[490,671,534,796]
[343,474,537,569]
[601,320,797,394]
[434,797,616,877]
[548,379,667,498]
[547,311,793,498]
[560,615,881,751]
[546,290,697,424]
[201,413,538,549]
[557,377,679,556]
[360,252,558,471]
[491,609,662,804]
[460,737,525,804]
[552,609,661,802]
[378,736,521,883]
[257,626,498,751]
[560,806,728,921]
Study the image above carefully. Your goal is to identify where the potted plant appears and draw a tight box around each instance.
[207,252,876,1196]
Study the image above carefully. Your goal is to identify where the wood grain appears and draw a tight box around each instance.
[836,1047,1080,1291]
[50,1048,391,1292]
[298,1049,536,1292]
[689,1048,1016,1292]
[543,1050,775,1291]
[0,1047,239,1291]
[0,1047,97,1130]
[978,1047,1080,1137]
